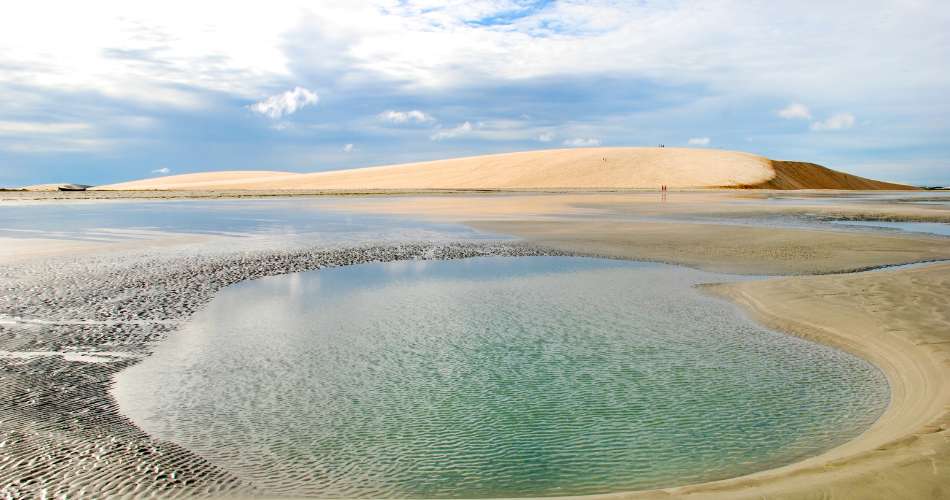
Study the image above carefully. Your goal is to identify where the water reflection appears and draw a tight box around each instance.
[0,199,490,243]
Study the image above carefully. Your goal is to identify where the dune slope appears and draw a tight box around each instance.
[747,161,912,190]
[93,171,299,191]
[93,148,914,191]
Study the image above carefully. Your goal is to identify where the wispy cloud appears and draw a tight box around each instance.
[377,110,434,124]
[537,131,555,142]
[0,121,92,135]
[430,121,472,141]
[777,103,812,120]
[2,138,114,154]
[563,137,600,147]
[249,87,318,119]
[688,137,711,146]
[342,143,354,152]
[151,167,171,174]
[810,112,856,131]
[0,121,110,153]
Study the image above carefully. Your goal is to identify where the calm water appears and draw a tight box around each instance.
[829,220,950,237]
[114,257,889,498]
[0,199,487,243]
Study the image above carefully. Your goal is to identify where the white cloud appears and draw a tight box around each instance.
[249,87,318,119]
[777,104,855,132]
[563,137,601,147]
[377,110,434,124]
[342,143,354,152]
[281,1,950,105]
[537,131,555,142]
[0,121,92,135]
[810,113,856,131]
[0,2,297,109]
[687,137,711,146]
[3,1,948,108]
[430,121,472,141]
[778,103,812,120]
[151,167,171,174]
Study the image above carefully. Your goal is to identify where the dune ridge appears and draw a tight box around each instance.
[93,148,915,191]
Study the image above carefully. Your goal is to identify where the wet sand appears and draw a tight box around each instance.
[683,264,950,499]
[471,220,950,275]
[0,242,574,498]
[1,191,948,498]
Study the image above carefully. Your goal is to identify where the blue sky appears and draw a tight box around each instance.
[1,0,948,186]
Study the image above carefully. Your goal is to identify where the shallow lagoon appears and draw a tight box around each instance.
[0,198,488,243]
[115,256,888,498]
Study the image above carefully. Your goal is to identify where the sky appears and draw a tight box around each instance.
[1,0,948,186]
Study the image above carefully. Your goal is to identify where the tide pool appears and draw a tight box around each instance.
[114,256,889,498]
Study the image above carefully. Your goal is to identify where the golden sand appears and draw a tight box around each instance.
[92,148,913,191]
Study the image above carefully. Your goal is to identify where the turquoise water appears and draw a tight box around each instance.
[829,220,950,237]
[114,257,889,498]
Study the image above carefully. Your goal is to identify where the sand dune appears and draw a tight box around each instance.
[749,161,912,190]
[93,148,914,191]
[92,171,298,191]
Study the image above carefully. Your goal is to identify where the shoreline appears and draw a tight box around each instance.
[465,220,948,498]
[200,257,950,500]
[664,267,949,498]
[2,222,948,497]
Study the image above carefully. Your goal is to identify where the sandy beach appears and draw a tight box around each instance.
[682,263,950,499]
[1,191,948,498]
